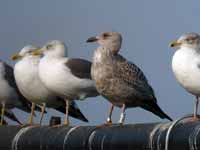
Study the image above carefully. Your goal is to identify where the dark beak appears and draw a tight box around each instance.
[86,36,98,43]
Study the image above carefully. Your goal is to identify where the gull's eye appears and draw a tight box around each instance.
[185,38,190,41]
[186,36,197,42]
[102,33,110,38]
[46,44,53,49]
[185,38,192,43]
[28,50,33,53]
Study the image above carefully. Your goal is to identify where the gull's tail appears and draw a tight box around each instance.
[4,110,22,124]
[55,101,88,122]
[141,101,173,121]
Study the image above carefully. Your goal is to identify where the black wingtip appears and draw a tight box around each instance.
[75,111,89,122]
[55,101,89,123]
[4,110,22,125]
[141,101,173,122]
[159,111,173,121]
[69,101,89,122]
[154,104,173,121]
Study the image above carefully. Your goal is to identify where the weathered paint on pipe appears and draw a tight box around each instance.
[0,126,21,150]
[0,117,200,150]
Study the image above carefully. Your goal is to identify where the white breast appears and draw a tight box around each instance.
[93,48,103,63]
[172,48,200,96]
[14,57,59,106]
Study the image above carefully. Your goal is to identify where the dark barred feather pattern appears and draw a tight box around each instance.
[114,54,156,102]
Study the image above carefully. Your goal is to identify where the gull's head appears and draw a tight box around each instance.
[170,32,200,50]
[11,45,40,61]
[87,32,122,54]
[41,40,67,58]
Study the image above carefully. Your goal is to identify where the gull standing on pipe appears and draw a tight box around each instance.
[170,32,200,120]
[12,45,89,125]
[87,32,172,124]
[33,40,99,126]
[0,60,33,125]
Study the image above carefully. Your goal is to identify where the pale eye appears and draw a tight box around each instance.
[102,33,110,38]
[46,44,53,49]
[185,38,190,42]
[28,50,33,53]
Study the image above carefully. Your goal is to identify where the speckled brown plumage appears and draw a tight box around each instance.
[91,48,156,108]
[88,32,172,123]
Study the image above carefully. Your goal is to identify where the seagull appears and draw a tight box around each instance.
[30,40,99,126]
[170,32,200,120]
[87,31,172,124]
[0,60,34,125]
[12,45,88,125]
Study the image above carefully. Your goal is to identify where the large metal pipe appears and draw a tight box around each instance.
[0,116,200,150]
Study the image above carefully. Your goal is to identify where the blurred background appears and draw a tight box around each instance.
[0,0,199,125]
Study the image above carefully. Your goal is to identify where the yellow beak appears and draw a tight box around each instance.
[31,49,43,56]
[11,54,22,60]
[169,41,182,47]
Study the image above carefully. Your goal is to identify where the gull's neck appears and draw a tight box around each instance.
[179,46,200,55]
[93,46,114,63]
[43,47,68,60]
[27,55,40,61]
[43,54,67,60]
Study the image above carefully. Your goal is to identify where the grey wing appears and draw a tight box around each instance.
[3,63,18,90]
[65,58,92,79]
[116,56,156,102]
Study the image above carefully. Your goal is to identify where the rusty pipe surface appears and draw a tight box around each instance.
[0,115,200,150]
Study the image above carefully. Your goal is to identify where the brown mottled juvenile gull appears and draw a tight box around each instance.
[32,40,99,126]
[87,32,172,124]
[0,60,34,125]
[12,45,88,125]
[170,32,200,120]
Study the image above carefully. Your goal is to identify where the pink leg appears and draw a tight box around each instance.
[106,104,114,124]
[118,104,126,125]
[194,96,199,120]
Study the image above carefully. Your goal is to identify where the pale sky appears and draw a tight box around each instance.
[1,0,200,125]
